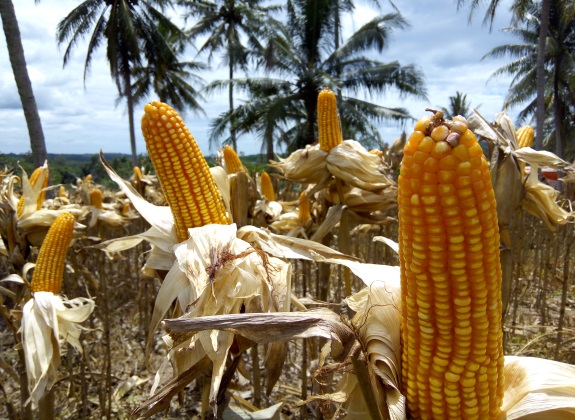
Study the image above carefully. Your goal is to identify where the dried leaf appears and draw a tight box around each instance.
[222,399,283,420]
[164,309,356,362]
[327,141,396,192]
[269,144,329,184]
[503,356,575,419]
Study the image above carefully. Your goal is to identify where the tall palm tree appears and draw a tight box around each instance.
[208,0,426,160]
[0,0,47,168]
[439,91,474,119]
[180,0,283,150]
[129,24,208,115]
[456,0,551,150]
[483,0,575,159]
[56,0,182,166]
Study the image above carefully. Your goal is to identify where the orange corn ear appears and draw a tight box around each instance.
[90,189,103,209]
[222,145,245,174]
[30,212,75,294]
[121,202,131,216]
[399,111,504,419]
[58,185,69,198]
[260,171,276,201]
[369,149,384,158]
[318,87,342,152]
[298,192,310,224]
[141,101,230,242]
[84,174,93,182]
[516,125,534,149]
[17,166,49,216]
[133,166,143,182]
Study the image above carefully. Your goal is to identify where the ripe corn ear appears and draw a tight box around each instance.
[298,192,310,224]
[516,126,534,149]
[141,101,229,242]
[133,166,143,182]
[515,126,534,176]
[17,166,49,216]
[121,202,131,216]
[90,189,103,209]
[260,171,276,201]
[223,145,245,174]
[318,87,342,152]
[398,111,504,419]
[58,185,69,198]
[30,212,75,294]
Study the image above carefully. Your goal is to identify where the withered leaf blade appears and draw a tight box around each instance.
[131,355,211,419]
[163,309,356,361]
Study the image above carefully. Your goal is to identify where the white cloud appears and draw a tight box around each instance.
[1,0,521,157]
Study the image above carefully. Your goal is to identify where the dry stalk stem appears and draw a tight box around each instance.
[554,229,574,360]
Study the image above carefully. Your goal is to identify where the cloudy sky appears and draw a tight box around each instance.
[0,0,519,158]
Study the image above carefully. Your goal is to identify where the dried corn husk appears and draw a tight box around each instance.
[21,291,94,406]
[269,144,329,184]
[326,140,395,192]
[468,110,574,231]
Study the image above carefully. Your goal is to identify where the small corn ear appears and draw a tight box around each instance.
[58,185,69,198]
[298,192,310,224]
[17,166,49,216]
[141,101,229,242]
[121,202,131,216]
[516,125,535,149]
[317,87,343,152]
[222,145,245,174]
[90,189,103,209]
[30,212,75,294]
[133,166,143,182]
[260,171,276,201]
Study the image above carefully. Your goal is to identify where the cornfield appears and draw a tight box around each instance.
[1,96,575,419]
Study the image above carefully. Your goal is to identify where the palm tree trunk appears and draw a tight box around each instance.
[266,134,274,162]
[535,0,550,150]
[229,51,237,151]
[0,0,47,168]
[227,0,237,151]
[123,63,138,167]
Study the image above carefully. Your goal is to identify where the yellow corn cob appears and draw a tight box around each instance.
[398,110,504,419]
[121,202,131,216]
[260,171,276,201]
[317,87,343,152]
[90,189,103,209]
[58,185,69,198]
[369,149,384,158]
[17,166,49,216]
[516,125,534,149]
[133,166,143,182]
[30,212,75,294]
[141,101,230,242]
[515,126,534,176]
[222,145,245,174]
[84,174,93,183]
[298,192,310,224]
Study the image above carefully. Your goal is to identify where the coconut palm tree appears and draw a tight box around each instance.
[129,24,208,115]
[483,0,575,159]
[56,0,182,167]
[207,0,426,160]
[0,0,47,168]
[456,0,551,150]
[439,91,474,119]
[180,0,283,151]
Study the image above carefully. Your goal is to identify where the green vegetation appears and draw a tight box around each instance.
[0,152,272,188]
